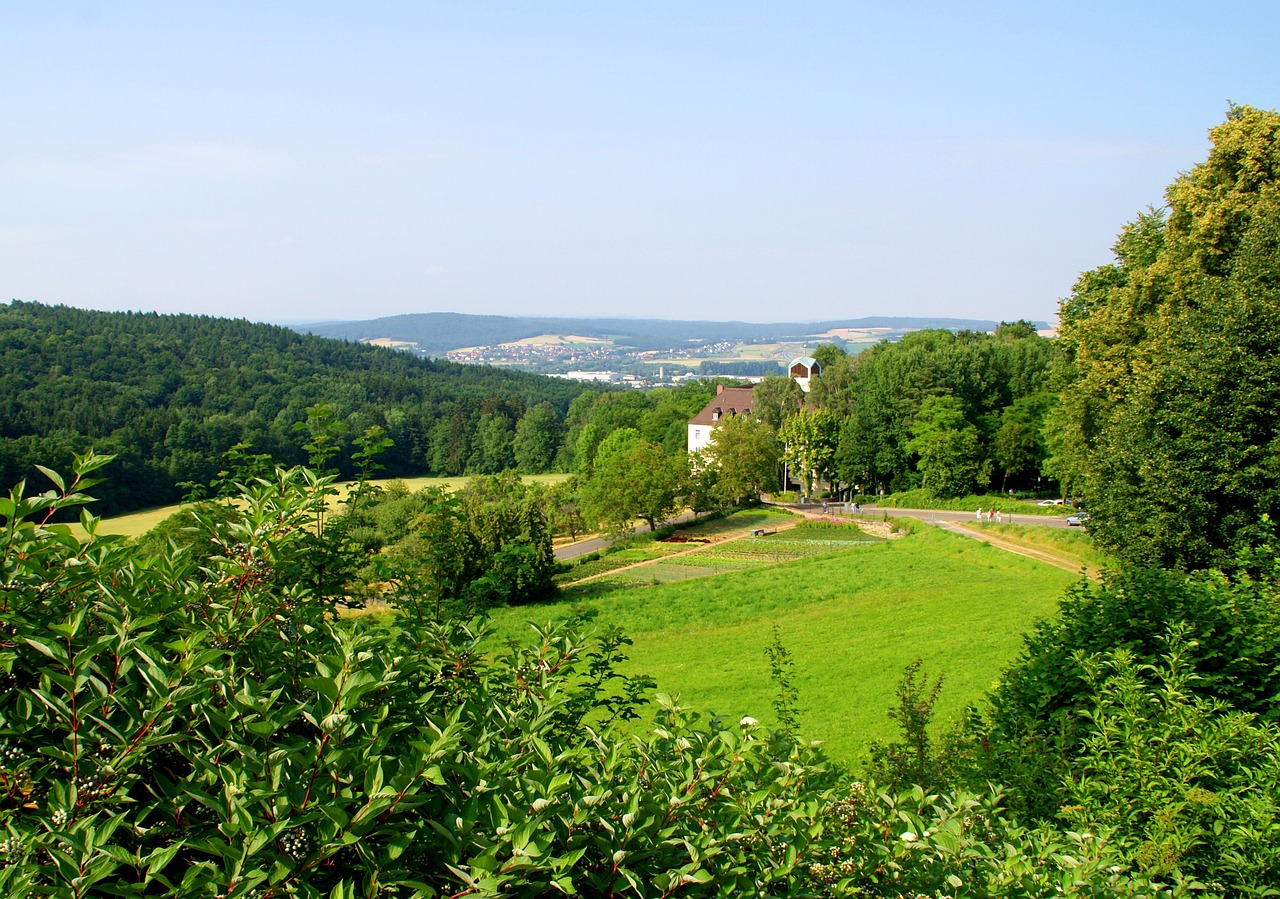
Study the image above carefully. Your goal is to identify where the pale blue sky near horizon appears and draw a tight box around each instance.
[3,2,1277,327]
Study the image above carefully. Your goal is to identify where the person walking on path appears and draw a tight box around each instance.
[976,507,983,521]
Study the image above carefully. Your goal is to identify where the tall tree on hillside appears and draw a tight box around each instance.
[751,375,805,431]
[1056,104,1280,570]
[514,402,562,473]
[907,395,990,497]
[780,407,838,498]
[581,429,684,533]
[706,413,780,506]
[472,412,516,474]
[993,392,1054,492]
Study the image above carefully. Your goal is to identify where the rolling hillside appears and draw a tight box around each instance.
[0,301,595,515]
[299,312,1017,356]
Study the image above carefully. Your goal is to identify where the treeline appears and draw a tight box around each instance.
[809,320,1056,496]
[0,301,594,515]
[1050,103,1280,571]
[698,359,781,376]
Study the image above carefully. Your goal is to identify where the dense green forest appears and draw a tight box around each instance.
[808,321,1057,496]
[0,302,597,515]
[0,295,1055,526]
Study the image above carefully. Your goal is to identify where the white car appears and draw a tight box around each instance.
[1036,499,1064,506]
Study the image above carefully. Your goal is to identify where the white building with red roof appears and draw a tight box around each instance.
[687,384,757,455]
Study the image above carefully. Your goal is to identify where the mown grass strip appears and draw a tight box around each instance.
[978,522,1114,574]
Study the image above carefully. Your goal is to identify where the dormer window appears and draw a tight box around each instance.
[711,408,721,421]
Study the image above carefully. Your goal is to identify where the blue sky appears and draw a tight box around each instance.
[3,2,1278,326]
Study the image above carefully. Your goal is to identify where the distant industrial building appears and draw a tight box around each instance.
[553,371,622,383]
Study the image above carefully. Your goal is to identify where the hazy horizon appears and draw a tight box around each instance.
[5,3,1278,327]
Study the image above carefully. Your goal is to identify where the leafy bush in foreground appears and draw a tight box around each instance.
[973,567,1280,824]
[1059,642,1280,893]
[6,455,1260,897]
[809,783,1177,899]
[1,455,834,897]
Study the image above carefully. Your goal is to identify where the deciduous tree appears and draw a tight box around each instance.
[1056,104,1280,569]
[705,413,780,505]
[780,407,838,498]
[513,402,562,473]
[906,395,989,497]
[582,430,685,532]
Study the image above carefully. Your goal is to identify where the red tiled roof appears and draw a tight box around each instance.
[689,386,757,426]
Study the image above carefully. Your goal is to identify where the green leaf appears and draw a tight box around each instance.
[35,464,66,492]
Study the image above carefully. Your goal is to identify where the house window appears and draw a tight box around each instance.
[694,429,701,440]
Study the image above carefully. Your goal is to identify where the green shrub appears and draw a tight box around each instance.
[1,455,838,898]
[807,783,1184,898]
[980,569,1280,798]
[1060,640,1280,892]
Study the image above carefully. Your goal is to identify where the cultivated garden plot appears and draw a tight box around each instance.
[560,519,881,596]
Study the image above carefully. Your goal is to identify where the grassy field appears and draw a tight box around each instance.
[489,523,1077,766]
[981,522,1114,574]
[89,472,572,539]
[876,488,1069,516]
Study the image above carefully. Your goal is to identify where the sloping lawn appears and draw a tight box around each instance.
[491,525,1076,765]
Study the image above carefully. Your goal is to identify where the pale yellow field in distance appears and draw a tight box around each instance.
[88,472,571,539]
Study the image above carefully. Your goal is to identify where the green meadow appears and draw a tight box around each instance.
[981,521,1113,575]
[89,472,571,539]
[490,522,1078,765]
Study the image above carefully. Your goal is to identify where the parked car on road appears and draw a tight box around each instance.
[1037,499,1065,506]
[1066,513,1091,526]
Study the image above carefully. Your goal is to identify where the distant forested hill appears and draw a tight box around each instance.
[0,301,594,515]
[300,312,1011,355]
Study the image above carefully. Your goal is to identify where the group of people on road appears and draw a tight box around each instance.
[975,506,1002,523]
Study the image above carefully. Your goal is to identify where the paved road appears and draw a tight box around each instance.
[553,510,703,561]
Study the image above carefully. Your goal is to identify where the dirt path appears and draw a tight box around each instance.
[935,520,1099,579]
